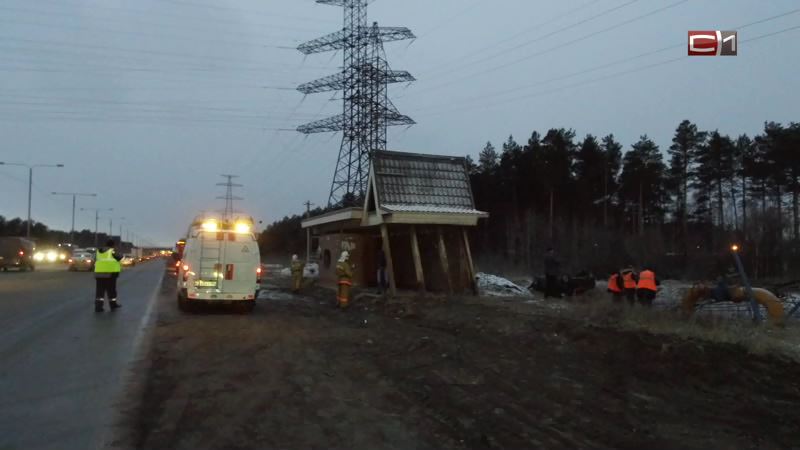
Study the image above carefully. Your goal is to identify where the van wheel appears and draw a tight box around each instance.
[177,294,190,312]
[238,300,255,314]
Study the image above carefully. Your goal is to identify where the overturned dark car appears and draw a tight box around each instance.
[528,271,596,297]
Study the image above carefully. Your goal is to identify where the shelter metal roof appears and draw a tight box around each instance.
[372,151,480,214]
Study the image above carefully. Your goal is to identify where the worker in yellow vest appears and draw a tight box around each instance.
[94,239,123,312]
[290,254,305,293]
[336,251,353,309]
[636,266,659,307]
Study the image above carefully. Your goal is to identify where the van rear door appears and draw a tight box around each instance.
[218,232,258,295]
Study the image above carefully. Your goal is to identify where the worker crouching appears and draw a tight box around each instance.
[290,254,305,293]
[636,267,659,307]
[621,268,638,305]
[607,271,623,303]
[335,251,353,309]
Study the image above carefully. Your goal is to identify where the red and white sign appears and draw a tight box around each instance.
[688,30,737,56]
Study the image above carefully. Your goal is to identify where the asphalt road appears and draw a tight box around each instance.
[0,261,165,450]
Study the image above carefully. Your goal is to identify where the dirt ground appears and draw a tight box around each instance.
[112,275,800,450]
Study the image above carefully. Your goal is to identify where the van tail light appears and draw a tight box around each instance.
[19,250,24,256]
[256,266,263,283]
[68,258,73,264]
[182,264,190,282]
[175,260,181,267]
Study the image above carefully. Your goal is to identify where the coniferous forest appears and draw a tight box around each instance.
[467,120,800,280]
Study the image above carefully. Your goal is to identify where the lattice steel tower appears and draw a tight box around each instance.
[297,0,415,207]
[217,174,243,220]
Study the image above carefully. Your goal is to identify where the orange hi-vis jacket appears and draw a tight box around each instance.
[622,272,637,290]
[637,270,657,292]
[608,274,622,293]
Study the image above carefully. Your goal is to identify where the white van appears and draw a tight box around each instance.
[177,215,262,312]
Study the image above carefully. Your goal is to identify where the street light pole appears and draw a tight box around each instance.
[52,192,97,244]
[109,216,124,240]
[0,162,65,238]
[27,167,32,238]
[81,207,113,247]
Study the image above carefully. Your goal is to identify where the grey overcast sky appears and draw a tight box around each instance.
[1,0,798,245]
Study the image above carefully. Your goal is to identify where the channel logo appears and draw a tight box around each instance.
[688,31,737,56]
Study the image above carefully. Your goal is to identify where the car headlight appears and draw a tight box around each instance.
[46,251,58,262]
[34,252,45,262]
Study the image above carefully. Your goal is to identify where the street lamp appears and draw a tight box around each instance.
[52,192,97,244]
[109,216,125,240]
[81,207,113,247]
[0,161,65,238]
[730,244,761,323]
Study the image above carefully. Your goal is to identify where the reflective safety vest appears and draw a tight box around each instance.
[291,260,304,274]
[637,270,657,292]
[622,272,636,289]
[336,261,353,285]
[608,274,622,293]
[95,249,121,273]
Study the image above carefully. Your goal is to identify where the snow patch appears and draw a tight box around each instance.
[477,273,532,297]
[277,263,320,278]
[304,263,320,279]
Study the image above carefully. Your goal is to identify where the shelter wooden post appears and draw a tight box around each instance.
[462,228,477,295]
[410,225,425,291]
[380,224,397,296]
[437,226,453,295]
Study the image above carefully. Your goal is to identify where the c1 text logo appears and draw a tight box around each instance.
[688,31,737,56]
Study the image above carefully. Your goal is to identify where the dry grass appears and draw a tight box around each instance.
[570,295,800,361]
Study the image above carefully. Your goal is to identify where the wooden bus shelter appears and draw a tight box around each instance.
[302,150,488,296]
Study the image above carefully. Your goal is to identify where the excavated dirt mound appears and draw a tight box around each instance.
[113,278,800,450]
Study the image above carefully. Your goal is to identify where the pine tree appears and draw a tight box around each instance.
[620,135,667,235]
[601,134,623,228]
[478,141,499,172]
[668,120,706,251]
[694,131,736,228]
[574,134,606,224]
[541,129,576,239]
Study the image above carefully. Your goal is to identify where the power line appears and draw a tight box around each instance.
[411,0,689,98]
[414,24,800,119]
[419,0,625,78]
[0,17,299,52]
[0,36,311,70]
[0,2,330,36]
[156,0,339,25]
[415,0,484,39]
[408,7,800,114]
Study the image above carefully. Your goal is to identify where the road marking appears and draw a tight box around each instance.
[132,269,165,353]
[95,267,165,450]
